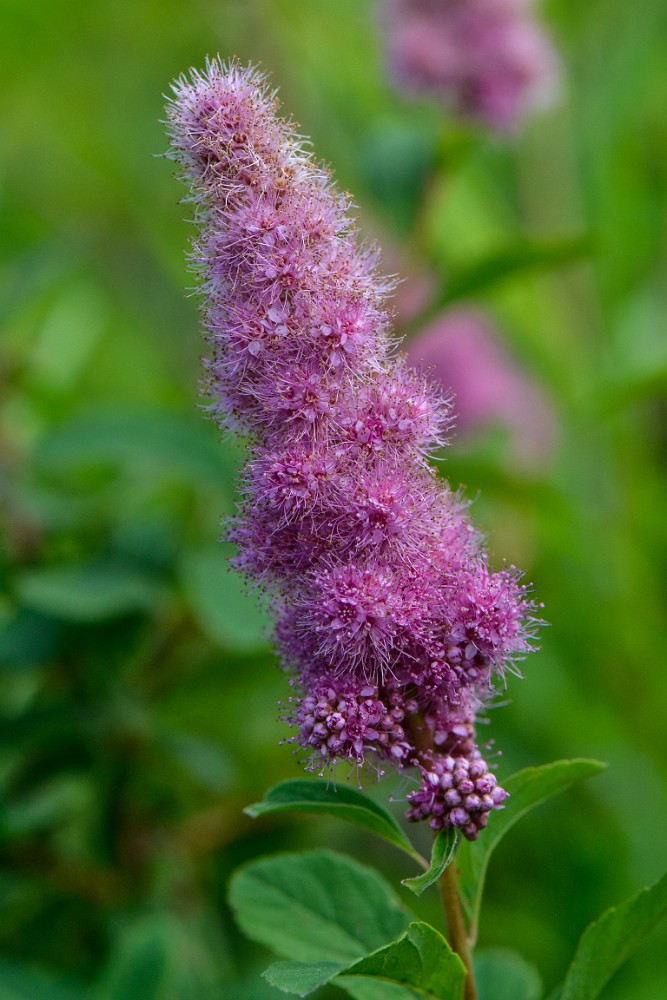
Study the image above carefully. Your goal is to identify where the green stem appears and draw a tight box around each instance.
[438,862,477,1000]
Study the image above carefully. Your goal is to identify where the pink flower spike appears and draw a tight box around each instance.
[167,59,541,830]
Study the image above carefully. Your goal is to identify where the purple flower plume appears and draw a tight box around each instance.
[166,60,541,838]
[382,0,560,132]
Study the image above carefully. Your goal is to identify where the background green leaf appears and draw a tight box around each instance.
[474,949,542,1000]
[457,760,606,935]
[559,870,667,1000]
[180,547,270,652]
[14,563,166,622]
[0,608,62,668]
[0,959,89,1000]
[93,914,226,1000]
[35,410,240,502]
[406,235,594,333]
[157,731,236,794]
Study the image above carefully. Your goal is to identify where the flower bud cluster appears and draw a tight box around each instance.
[382,0,560,132]
[406,753,509,840]
[167,60,539,833]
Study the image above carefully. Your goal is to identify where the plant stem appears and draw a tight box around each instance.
[438,862,478,1000]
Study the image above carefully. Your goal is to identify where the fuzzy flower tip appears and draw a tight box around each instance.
[382,0,560,132]
[166,59,541,838]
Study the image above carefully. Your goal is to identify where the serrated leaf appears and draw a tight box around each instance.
[246,780,423,863]
[402,829,458,896]
[260,918,466,997]
[474,948,542,1000]
[264,960,348,996]
[180,547,270,652]
[558,870,667,1000]
[14,563,166,622]
[335,922,466,1000]
[228,850,411,965]
[457,759,606,937]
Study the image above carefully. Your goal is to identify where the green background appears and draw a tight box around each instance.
[1,0,666,997]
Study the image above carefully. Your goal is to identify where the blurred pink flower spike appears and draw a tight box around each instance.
[383,0,560,133]
[407,308,557,468]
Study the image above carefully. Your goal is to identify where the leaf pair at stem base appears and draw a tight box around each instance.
[236,759,667,999]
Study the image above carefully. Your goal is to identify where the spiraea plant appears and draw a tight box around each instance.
[167,60,535,836]
[167,59,667,1000]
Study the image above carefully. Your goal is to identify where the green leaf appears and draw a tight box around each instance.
[93,913,225,1000]
[14,563,166,622]
[360,122,437,235]
[262,923,466,998]
[234,972,292,1000]
[264,931,460,999]
[457,759,606,936]
[402,829,458,896]
[0,609,62,669]
[35,409,240,503]
[158,732,236,793]
[0,959,88,1000]
[0,776,91,841]
[180,547,270,652]
[228,849,411,965]
[30,280,105,390]
[335,983,426,1000]
[474,949,542,1000]
[245,780,423,863]
[405,235,594,336]
[335,922,466,1000]
[0,705,80,750]
[558,869,667,1000]
[440,236,593,306]
[264,960,348,997]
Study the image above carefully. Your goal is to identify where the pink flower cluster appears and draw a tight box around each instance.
[382,0,560,132]
[167,60,539,837]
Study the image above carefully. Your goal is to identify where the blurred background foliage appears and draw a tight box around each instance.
[1,0,666,997]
